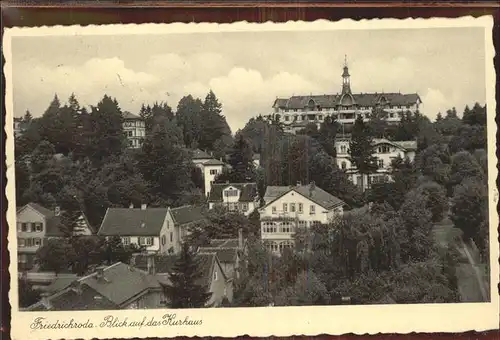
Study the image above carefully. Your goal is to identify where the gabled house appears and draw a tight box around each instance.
[133,252,232,306]
[16,202,94,271]
[335,135,417,190]
[98,204,171,254]
[25,262,165,311]
[168,205,207,254]
[259,182,345,253]
[207,182,260,216]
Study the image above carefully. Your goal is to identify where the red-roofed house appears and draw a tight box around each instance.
[16,203,93,271]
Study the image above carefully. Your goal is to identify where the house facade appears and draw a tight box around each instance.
[122,111,146,149]
[166,205,207,254]
[191,149,226,196]
[208,183,260,216]
[335,135,417,191]
[16,203,93,271]
[98,204,169,253]
[259,183,345,253]
[266,58,422,134]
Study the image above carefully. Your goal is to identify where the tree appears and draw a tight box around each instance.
[101,236,140,265]
[198,90,232,151]
[217,134,255,183]
[175,95,204,148]
[436,112,443,122]
[162,243,212,308]
[30,140,56,173]
[415,181,448,223]
[449,151,484,188]
[349,116,378,191]
[317,116,339,157]
[450,177,487,242]
[274,270,330,306]
[462,102,486,126]
[85,95,126,163]
[449,124,486,154]
[137,119,197,205]
[35,239,76,274]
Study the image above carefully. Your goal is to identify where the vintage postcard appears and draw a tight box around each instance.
[4,16,499,339]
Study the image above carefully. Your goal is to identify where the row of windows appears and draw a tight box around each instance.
[277,104,412,113]
[272,203,315,214]
[209,169,219,175]
[262,220,322,232]
[125,129,146,137]
[121,237,154,246]
[18,237,42,247]
[160,233,174,246]
[18,222,43,233]
[224,189,239,197]
[265,241,294,252]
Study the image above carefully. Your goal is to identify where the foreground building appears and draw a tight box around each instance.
[16,202,93,271]
[335,135,417,190]
[207,182,260,216]
[268,58,422,134]
[259,183,345,253]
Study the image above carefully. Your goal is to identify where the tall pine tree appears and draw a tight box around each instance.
[163,243,212,308]
[349,116,378,191]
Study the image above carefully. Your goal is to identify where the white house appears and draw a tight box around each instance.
[335,135,417,191]
[207,183,260,216]
[259,183,345,253]
[122,111,146,149]
[191,149,226,196]
[17,202,94,271]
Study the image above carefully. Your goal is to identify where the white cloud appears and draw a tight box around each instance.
[421,88,450,121]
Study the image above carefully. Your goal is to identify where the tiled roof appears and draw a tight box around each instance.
[273,92,420,109]
[80,262,161,306]
[42,275,79,294]
[198,247,238,263]
[203,159,226,166]
[133,253,222,287]
[192,149,212,160]
[98,207,168,236]
[209,239,240,248]
[263,184,345,210]
[253,154,260,161]
[393,140,418,151]
[170,205,206,225]
[123,111,142,120]
[207,183,258,203]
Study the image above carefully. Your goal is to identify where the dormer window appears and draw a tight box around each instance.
[224,188,239,197]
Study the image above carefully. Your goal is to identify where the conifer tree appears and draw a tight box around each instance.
[348,116,378,191]
[163,243,212,308]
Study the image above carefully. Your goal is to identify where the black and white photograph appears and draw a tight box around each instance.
[4,17,498,339]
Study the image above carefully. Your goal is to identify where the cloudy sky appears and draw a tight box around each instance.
[11,26,486,132]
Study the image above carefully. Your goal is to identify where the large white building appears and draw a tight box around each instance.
[122,111,146,148]
[335,135,417,191]
[268,58,422,134]
[258,183,345,253]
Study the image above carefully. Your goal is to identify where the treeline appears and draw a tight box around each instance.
[15,91,232,227]
[230,102,488,306]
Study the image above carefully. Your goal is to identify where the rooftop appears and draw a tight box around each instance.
[123,111,142,120]
[208,183,258,203]
[264,184,345,210]
[170,205,206,225]
[98,207,169,236]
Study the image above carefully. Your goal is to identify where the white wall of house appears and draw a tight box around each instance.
[203,164,224,197]
[159,211,177,255]
[119,236,160,252]
[16,206,46,254]
[122,120,145,149]
[208,201,257,216]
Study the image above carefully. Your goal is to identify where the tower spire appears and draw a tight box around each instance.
[341,55,351,95]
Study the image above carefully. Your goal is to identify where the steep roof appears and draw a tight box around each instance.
[208,183,258,203]
[273,92,420,109]
[98,207,168,236]
[263,184,345,210]
[170,205,206,225]
[198,247,238,263]
[209,238,240,248]
[123,111,142,120]
[26,262,160,311]
[192,149,212,160]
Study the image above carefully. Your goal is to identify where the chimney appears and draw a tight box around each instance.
[141,203,147,210]
[54,206,61,216]
[309,181,316,197]
[40,292,52,309]
[147,254,156,275]
[129,202,134,209]
[296,181,301,187]
[238,228,243,250]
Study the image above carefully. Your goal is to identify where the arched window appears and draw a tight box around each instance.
[341,161,347,170]
[308,99,315,110]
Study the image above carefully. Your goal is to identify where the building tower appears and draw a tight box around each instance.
[341,55,351,95]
